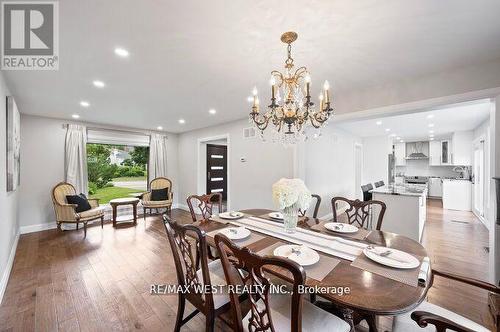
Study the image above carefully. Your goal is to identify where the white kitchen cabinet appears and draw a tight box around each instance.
[428,177,442,197]
[440,140,452,165]
[442,179,472,211]
[429,140,441,166]
[452,131,473,166]
[394,142,406,166]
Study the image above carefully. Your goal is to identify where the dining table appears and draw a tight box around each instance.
[195,208,432,332]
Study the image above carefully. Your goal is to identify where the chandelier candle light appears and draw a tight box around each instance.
[250,31,334,144]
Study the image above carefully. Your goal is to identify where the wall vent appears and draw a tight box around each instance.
[243,127,256,139]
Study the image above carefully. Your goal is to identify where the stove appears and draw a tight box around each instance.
[404,176,429,185]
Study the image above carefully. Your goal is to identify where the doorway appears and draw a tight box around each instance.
[206,144,227,200]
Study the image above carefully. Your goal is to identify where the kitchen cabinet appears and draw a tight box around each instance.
[429,141,441,166]
[442,179,472,211]
[428,177,442,197]
[440,140,452,165]
[394,142,406,166]
[451,131,473,166]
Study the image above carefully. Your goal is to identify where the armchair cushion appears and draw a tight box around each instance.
[392,300,489,332]
[151,188,168,201]
[76,207,105,221]
[66,194,92,213]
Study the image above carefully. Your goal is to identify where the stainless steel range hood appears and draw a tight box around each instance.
[405,141,429,160]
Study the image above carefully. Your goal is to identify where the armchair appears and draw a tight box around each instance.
[142,177,173,219]
[51,182,104,237]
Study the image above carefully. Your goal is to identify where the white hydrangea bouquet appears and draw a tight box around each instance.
[272,178,311,233]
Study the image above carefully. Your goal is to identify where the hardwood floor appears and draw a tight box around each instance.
[0,201,493,331]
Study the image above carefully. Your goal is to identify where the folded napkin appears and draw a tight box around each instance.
[418,256,431,286]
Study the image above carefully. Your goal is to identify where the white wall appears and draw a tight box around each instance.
[178,119,294,211]
[18,114,179,231]
[362,136,391,185]
[0,72,19,303]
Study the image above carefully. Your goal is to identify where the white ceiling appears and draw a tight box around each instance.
[4,0,500,133]
[336,100,491,141]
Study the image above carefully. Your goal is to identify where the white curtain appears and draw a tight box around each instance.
[65,124,88,194]
[148,133,168,185]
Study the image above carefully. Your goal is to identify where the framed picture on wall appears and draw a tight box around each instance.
[6,96,20,192]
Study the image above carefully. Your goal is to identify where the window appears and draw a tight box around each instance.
[87,143,149,204]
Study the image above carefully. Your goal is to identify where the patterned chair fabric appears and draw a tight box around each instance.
[142,177,173,218]
[51,182,104,237]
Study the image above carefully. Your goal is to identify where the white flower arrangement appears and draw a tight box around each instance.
[272,178,312,211]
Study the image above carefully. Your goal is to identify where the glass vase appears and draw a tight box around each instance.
[282,204,299,233]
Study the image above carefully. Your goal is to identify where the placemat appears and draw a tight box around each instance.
[207,227,266,248]
[309,221,372,241]
[258,241,341,282]
[351,253,423,287]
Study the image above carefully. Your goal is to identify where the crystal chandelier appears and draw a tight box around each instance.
[249,31,334,144]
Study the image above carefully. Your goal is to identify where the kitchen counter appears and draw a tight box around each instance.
[442,179,472,211]
[370,184,428,197]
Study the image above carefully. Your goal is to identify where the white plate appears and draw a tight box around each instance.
[218,211,244,220]
[268,212,284,220]
[324,222,359,234]
[273,245,320,266]
[363,246,420,269]
[218,227,251,240]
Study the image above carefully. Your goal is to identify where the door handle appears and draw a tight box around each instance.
[207,171,211,179]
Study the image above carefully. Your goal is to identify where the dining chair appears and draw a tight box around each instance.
[187,193,223,222]
[361,183,374,201]
[299,193,322,218]
[331,196,387,230]
[162,214,233,332]
[374,181,385,188]
[214,233,351,332]
[393,269,499,332]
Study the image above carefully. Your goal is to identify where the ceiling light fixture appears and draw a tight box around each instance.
[80,101,90,107]
[209,109,217,115]
[249,31,334,144]
[429,130,434,134]
[72,114,80,119]
[178,119,185,124]
[376,121,382,125]
[114,47,129,58]
[157,126,163,130]
[429,134,434,137]
[93,80,105,88]
[428,123,435,127]
[426,114,434,119]
[430,138,434,141]
[385,128,390,132]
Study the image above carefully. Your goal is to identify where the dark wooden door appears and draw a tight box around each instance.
[206,144,227,200]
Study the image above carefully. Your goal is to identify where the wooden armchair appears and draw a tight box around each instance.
[51,182,104,237]
[393,269,499,332]
[141,177,173,219]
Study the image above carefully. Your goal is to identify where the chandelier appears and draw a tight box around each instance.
[249,31,334,144]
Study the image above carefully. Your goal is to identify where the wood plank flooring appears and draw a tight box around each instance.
[0,201,493,331]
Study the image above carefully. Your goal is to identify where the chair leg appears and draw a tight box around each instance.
[84,222,87,238]
[205,312,215,332]
[143,207,146,220]
[101,216,104,228]
[76,223,79,230]
[174,294,186,332]
[57,222,62,231]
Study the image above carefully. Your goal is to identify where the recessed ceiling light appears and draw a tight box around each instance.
[157,126,163,130]
[389,134,396,137]
[429,134,435,137]
[72,114,80,119]
[430,137,434,141]
[93,80,105,88]
[209,109,217,115]
[178,119,185,124]
[429,130,434,134]
[428,123,435,128]
[385,128,390,132]
[114,47,129,58]
[396,137,401,140]
[426,114,434,119]
[400,140,405,143]
[376,121,382,125]
[80,101,90,107]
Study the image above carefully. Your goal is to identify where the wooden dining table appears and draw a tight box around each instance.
[195,208,432,331]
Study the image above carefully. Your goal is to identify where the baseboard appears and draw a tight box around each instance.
[20,222,57,234]
[0,231,19,305]
[174,203,190,211]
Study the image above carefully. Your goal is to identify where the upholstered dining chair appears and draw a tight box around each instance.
[214,233,350,332]
[51,182,104,237]
[162,214,234,332]
[141,177,173,219]
[331,196,387,230]
[361,183,374,201]
[299,193,322,218]
[374,180,385,188]
[393,269,499,332]
[187,193,223,223]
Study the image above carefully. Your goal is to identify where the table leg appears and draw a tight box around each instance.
[112,205,117,227]
[366,314,378,332]
[133,203,137,225]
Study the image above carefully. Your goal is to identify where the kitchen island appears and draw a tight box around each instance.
[371,184,427,242]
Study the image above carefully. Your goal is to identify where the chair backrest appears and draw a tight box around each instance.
[162,214,214,311]
[298,194,322,219]
[150,177,172,191]
[52,182,76,205]
[214,234,305,332]
[332,196,387,230]
[361,183,373,201]
[374,181,385,188]
[187,193,223,222]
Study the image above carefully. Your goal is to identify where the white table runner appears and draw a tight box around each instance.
[229,216,367,261]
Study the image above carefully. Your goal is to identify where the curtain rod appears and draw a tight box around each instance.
[62,123,167,137]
